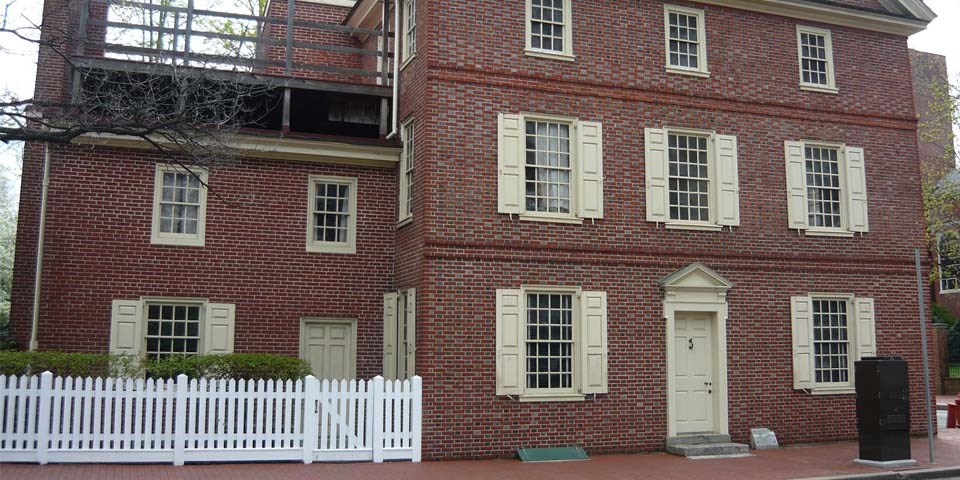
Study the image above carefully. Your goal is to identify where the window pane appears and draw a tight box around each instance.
[524,121,572,214]
[312,181,352,245]
[799,32,829,86]
[158,170,202,235]
[667,134,711,222]
[145,303,201,361]
[805,146,842,228]
[812,299,850,384]
[530,0,566,52]
[525,293,574,390]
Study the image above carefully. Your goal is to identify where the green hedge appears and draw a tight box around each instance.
[145,353,312,381]
[0,351,311,380]
[0,351,141,378]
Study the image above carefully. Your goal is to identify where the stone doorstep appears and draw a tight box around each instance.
[665,435,750,458]
[665,441,751,457]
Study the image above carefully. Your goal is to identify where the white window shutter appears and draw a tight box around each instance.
[110,300,143,356]
[405,288,417,378]
[715,134,740,227]
[791,296,814,390]
[844,146,869,233]
[784,141,809,230]
[578,121,603,219]
[854,297,877,360]
[383,292,398,379]
[203,303,235,354]
[580,291,608,394]
[496,289,524,396]
[498,113,523,215]
[645,128,668,222]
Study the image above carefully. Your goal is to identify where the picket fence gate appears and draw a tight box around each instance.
[0,372,422,465]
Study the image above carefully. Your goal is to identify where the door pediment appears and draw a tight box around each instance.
[659,263,733,292]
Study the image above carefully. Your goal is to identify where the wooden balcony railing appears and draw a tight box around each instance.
[73,0,393,96]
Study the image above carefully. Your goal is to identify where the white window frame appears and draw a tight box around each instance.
[519,285,584,401]
[151,164,207,247]
[401,0,417,68]
[938,231,960,294]
[519,112,580,223]
[663,5,709,77]
[801,141,850,236]
[399,119,415,224]
[664,127,717,229]
[306,175,358,254]
[804,293,864,394]
[142,297,208,361]
[796,25,837,93]
[525,0,575,61]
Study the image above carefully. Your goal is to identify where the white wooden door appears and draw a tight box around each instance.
[301,320,356,380]
[674,313,714,434]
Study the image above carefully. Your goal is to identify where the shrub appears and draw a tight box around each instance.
[0,351,140,378]
[0,351,311,380]
[932,303,958,326]
[144,353,312,381]
[950,320,960,364]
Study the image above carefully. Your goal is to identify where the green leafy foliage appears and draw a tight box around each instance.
[949,320,960,364]
[0,351,312,380]
[933,303,958,326]
[0,351,141,378]
[145,353,312,381]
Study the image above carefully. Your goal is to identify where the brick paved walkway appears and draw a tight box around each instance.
[3,430,959,480]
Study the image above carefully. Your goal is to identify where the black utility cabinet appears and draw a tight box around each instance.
[855,356,911,462]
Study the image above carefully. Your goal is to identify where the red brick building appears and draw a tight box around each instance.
[12,0,939,460]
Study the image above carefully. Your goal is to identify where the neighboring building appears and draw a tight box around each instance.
[12,0,938,460]
[911,49,960,318]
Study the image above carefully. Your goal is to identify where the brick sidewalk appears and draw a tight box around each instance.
[2,430,959,480]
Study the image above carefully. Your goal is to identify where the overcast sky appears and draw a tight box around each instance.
[0,0,957,204]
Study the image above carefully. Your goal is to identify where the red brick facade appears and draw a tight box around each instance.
[13,0,938,460]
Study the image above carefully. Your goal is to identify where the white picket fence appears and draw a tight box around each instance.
[0,372,422,465]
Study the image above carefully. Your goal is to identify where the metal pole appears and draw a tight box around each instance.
[914,248,935,464]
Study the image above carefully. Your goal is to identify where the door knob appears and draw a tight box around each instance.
[688,338,694,350]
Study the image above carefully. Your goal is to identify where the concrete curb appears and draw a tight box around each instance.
[801,466,960,480]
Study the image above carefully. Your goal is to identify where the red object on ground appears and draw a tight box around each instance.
[949,403,958,429]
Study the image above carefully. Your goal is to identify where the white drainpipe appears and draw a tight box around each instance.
[29,143,51,351]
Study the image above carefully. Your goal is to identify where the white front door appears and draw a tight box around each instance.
[674,312,715,434]
[301,320,356,380]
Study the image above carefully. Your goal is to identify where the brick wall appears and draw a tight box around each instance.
[10,145,397,378]
[406,0,933,459]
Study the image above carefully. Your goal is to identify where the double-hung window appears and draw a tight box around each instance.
[791,294,876,394]
[307,176,358,254]
[784,141,869,235]
[644,127,740,230]
[797,26,836,93]
[151,164,207,246]
[401,0,416,65]
[526,0,573,60]
[525,120,573,215]
[399,120,415,223]
[496,288,608,400]
[664,5,709,76]
[498,113,603,222]
[110,298,236,357]
[938,231,960,293]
